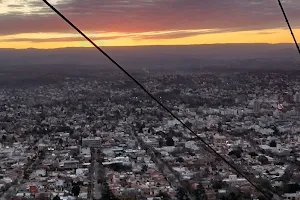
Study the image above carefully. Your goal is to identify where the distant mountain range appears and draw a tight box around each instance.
[0,43,299,69]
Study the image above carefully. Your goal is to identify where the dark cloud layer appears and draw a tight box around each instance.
[0,0,300,36]
[1,35,124,42]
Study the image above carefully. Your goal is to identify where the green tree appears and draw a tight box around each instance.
[228,149,242,158]
[212,180,227,191]
[53,195,61,200]
[158,138,164,148]
[217,122,223,133]
[176,157,185,163]
[272,126,280,135]
[166,137,174,146]
[58,138,64,145]
[102,181,118,200]
[185,121,193,129]
[195,183,207,200]
[72,184,80,197]
[280,166,294,183]
[269,140,276,147]
[175,187,190,200]
[283,183,300,193]
[249,152,258,157]
[1,134,7,142]
[141,165,148,173]
[38,150,46,159]
[258,155,269,165]
[258,195,269,200]
[156,191,171,200]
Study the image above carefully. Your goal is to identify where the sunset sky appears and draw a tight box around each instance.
[0,0,300,49]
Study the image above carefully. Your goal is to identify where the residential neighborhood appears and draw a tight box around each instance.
[0,71,300,200]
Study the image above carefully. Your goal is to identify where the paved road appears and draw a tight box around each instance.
[132,131,195,200]
[0,186,16,200]
[90,148,105,200]
[93,162,102,200]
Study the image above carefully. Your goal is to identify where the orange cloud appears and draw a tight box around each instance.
[1,0,300,50]
[1,28,299,49]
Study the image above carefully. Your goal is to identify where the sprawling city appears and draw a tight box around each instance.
[1,0,300,199]
[0,68,300,200]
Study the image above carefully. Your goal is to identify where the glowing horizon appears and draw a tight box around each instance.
[1,0,300,49]
[0,28,299,49]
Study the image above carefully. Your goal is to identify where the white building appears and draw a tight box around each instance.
[294,92,300,103]
[60,160,79,169]
[253,100,260,113]
[223,175,248,186]
[213,134,226,146]
[283,192,300,200]
[82,137,101,148]
[185,141,199,151]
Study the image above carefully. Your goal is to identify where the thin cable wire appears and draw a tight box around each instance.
[41,0,274,199]
[277,0,300,56]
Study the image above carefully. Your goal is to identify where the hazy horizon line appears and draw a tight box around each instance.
[0,42,297,50]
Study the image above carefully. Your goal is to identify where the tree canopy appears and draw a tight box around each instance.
[53,195,61,200]
[269,140,277,147]
[166,137,175,146]
[72,184,80,197]
[195,183,207,200]
[175,187,190,200]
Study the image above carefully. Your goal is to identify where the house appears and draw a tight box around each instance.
[213,134,226,146]
[82,137,101,148]
[60,160,79,169]
[283,192,300,200]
